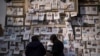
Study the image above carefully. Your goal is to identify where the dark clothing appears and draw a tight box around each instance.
[25,41,46,56]
[52,40,64,56]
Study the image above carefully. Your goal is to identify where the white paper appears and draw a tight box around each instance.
[19,43,24,50]
[52,0,58,9]
[38,13,44,21]
[7,17,13,25]
[25,20,31,25]
[52,27,59,34]
[75,27,81,34]
[71,12,77,17]
[53,12,60,20]
[46,12,53,20]
[64,12,70,20]
[28,8,34,13]
[4,35,10,41]
[13,49,20,54]
[26,13,32,20]
[90,7,97,14]
[7,8,13,15]
[17,8,23,15]
[82,34,88,41]
[91,52,97,56]
[32,13,38,20]
[45,2,51,10]
[33,27,40,35]
[68,2,75,11]
[23,33,30,40]
[10,34,16,41]
[16,18,23,25]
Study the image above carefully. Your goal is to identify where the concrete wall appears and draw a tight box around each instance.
[0,0,6,28]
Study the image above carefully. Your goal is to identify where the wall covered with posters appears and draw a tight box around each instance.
[0,0,100,56]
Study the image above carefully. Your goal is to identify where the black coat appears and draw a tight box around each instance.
[52,40,64,56]
[25,41,46,56]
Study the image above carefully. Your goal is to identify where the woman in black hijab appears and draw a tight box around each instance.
[50,34,64,56]
[25,35,46,56]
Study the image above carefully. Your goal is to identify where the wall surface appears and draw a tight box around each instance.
[0,0,6,28]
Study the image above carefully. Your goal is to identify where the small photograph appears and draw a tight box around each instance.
[52,27,59,34]
[88,35,95,41]
[47,27,52,32]
[46,12,53,20]
[24,27,31,35]
[10,41,16,47]
[91,6,98,14]
[14,27,21,35]
[32,13,38,20]
[87,41,91,45]
[4,35,10,41]
[80,41,85,47]
[80,6,85,14]
[75,27,81,34]
[25,20,31,25]
[68,1,75,11]
[64,12,70,20]
[91,41,97,47]
[0,48,8,53]
[23,33,30,40]
[94,19,100,24]
[7,17,14,25]
[68,33,74,40]
[45,35,50,40]
[39,5,45,11]
[33,27,40,35]
[20,27,25,32]
[77,49,83,56]
[40,35,45,40]
[86,27,90,32]
[12,8,17,16]
[75,34,81,40]
[16,35,22,42]
[17,8,23,16]
[25,26,31,31]
[97,40,100,46]
[18,42,24,50]
[45,2,51,10]
[82,34,89,41]
[7,7,13,15]
[0,40,8,48]
[40,27,48,34]
[58,27,63,33]
[14,18,24,26]
[53,12,60,20]
[34,3,39,10]
[13,46,20,54]
[10,34,16,41]
[87,41,92,48]
[51,0,58,9]
[83,49,90,56]
[96,25,100,30]
[6,27,14,35]
[57,35,63,41]
[90,48,96,53]
[97,48,100,53]
[38,12,45,21]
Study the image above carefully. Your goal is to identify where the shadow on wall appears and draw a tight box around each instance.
[0,0,6,28]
